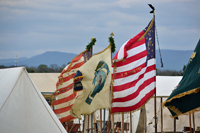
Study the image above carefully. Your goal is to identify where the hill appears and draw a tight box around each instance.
[0,50,193,71]
[0,51,77,67]
[156,50,193,71]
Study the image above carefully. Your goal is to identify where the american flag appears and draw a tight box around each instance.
[53,50,92,123]
[111,16,156,113]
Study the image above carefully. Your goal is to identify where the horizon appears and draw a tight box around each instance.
[0,48,195,59]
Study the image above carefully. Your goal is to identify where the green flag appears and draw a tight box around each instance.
[163,39,200,117]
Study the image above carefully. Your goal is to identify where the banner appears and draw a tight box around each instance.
[70,45,112,119]
[163,39,200,117]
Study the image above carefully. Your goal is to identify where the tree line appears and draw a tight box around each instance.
[157,65,186,76]
[0,64,67,73]
[0,64,186,76]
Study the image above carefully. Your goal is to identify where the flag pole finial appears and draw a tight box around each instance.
[110,32,114,37]
[148,4,155,14]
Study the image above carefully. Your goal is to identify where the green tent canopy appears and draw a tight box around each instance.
[163,39,200,117]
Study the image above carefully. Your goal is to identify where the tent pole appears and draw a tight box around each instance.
[161,97,163,133]
[130,112,132,133]
[154,94,157,133]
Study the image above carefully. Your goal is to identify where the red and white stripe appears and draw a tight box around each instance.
[53,53,85,123]
[111,31,156,113]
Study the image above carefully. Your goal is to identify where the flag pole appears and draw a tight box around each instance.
[91,114,93,133]
[130,112,132,133]
[100,109,102,133]
[108,110,111,133]
[83,115,86,133]
[154,93,157,133]
[161,97,163,133]
[103,109,106,133]
[88,38,95,133]
[112,114,114,133]
[192,112,195,132]
[174,117,177,133]
[87,115,90,133]
[154,12,157,131]
[93,113,96,133]
[109,32,116,133]
[189,113,192,133]
[110,33,113,133]
[149,4,158,133]
[122,112,124,133]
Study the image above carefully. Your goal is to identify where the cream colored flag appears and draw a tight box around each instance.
[70,45,112,119]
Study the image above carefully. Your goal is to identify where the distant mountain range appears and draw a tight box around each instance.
[156,50,192,71]
[0,50,193,71]
[0,51,77,68]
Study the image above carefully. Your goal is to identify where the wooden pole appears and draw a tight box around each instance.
[87,115,90,133]
[161,97,163,133]
[100,109,102,133]
[108,110,111,133]
[103,109,106,133]
[93,113,97,133]
[189,113,192,133]
[112,114,114,133]
[130,112,132,133]
[193,112,195,132]
[83,115,86,133]
[122,112,124,133]
[154,94,157,133]
[110,33,114,133]
[174,117,176,133]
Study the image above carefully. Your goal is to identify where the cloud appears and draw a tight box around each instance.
[0,0,199,59]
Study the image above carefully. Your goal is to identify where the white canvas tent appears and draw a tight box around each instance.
[0,67,67,133]
[156,76,183,97]
[29,73,59,103]
[28,73,59,93]
[20,72,200,132]
[146,76,200,132]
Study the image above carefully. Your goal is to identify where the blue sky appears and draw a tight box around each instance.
[0,0,199,59]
